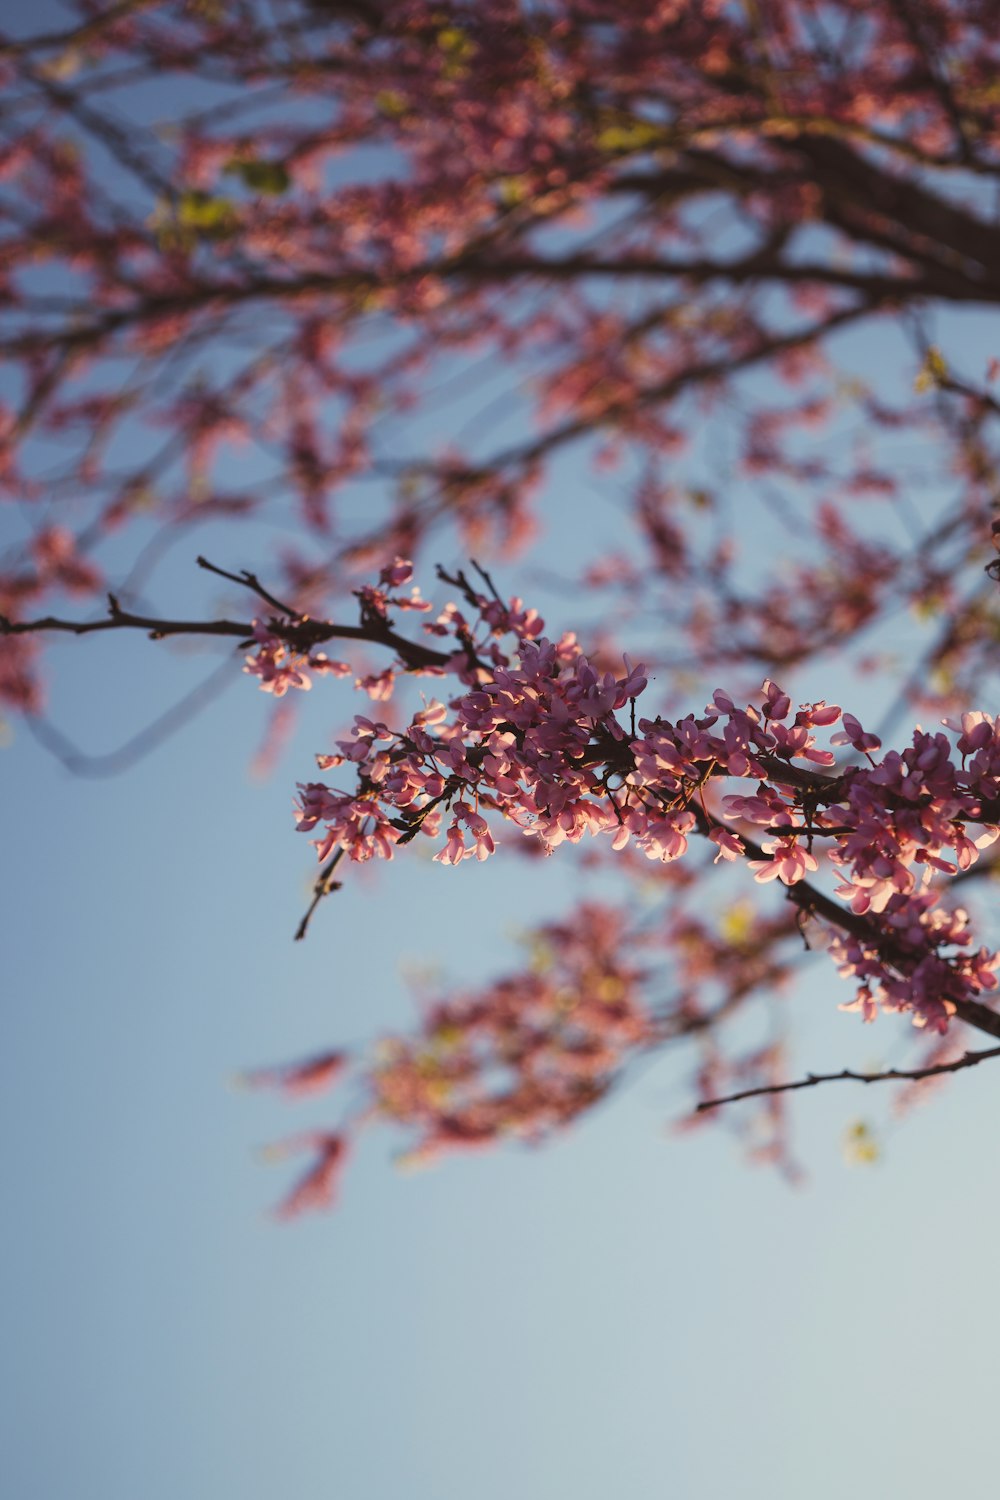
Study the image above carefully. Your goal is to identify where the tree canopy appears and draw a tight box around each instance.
[5,0,1000,1212]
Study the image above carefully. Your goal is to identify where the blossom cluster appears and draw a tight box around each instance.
[243,564,1000,1036]
[250,896,808,1215]
[371,904,652,1170]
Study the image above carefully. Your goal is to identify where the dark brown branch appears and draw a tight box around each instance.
[696,812,1000,1044]
[16,53,174,203]
[196,555,302,618]
[0,600,253,641]
[794,134,1000,285]
[294,849,345,942]
[5,225,988,364]
[0,590,450,670]
[460,254,921,300]
[696,1045,1000,1112]
[785,874,1000,1042]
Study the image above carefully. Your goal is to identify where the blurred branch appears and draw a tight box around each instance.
[24,655,236,776]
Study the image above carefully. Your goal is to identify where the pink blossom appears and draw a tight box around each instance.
[279,563,1000,1042]
[244,621,313,696]
[709,827,744,862]
[795,700,842,728]
[241,1050,347,1098]
[749,837,819,886]
[379,557,413,588]
[761,679,791,720]
[831,713,881,753]
[434,819,471,866]
[356,667,395,700]
[271,1134,349,1219]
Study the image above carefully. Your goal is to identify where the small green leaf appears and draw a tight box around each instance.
[225,159,291,196]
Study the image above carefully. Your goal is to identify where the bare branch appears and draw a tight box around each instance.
[197,556,303,619]
[696,1045,1000,1112]
[0,573,451,671]
[0,601,253,642]
[294,849,345,942]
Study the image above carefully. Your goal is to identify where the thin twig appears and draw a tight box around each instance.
[470,558,506,609]
[197,555,302,618]
[294,849,345,942]
[696,1045,1000,1112]
[0,600,253,641]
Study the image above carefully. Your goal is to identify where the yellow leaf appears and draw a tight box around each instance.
[914,345,948,393]
[437,26,474,58]
[843,1118,880,1165]
[596,117,664,153]
[39,49,81,80]
[719,900,754,946]
[375,90,408,118]
[496,176,528,207]
[177,191,238,233]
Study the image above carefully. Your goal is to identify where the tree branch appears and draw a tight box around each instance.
[696,1045,1000,1112]
[706,818,1000,1044]
[0,600,254,642]
[294,848,345,942]
[10,570,1000,1049]
[196,555,302,618]
[0,579,451,671]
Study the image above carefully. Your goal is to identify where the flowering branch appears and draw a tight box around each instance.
[11,555,1000,1053]
[277,562,1000,1044]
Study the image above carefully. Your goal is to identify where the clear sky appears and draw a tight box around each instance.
[5,7,1000,1498]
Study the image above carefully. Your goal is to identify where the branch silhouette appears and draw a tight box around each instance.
[696,1046,1000,1113]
